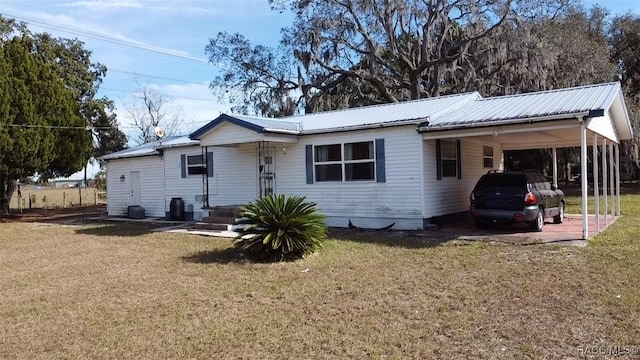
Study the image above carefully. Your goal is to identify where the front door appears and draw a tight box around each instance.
[130,171,141,205]
[258,147,275,197]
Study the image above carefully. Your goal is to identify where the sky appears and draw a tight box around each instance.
[0,0,638,179]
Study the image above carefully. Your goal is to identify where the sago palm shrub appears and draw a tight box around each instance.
[233,194,327,262]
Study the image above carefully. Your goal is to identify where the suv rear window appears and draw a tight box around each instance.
[474,174,527,190]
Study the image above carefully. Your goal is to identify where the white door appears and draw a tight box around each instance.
[258,147,275,197]
[130,171,141,205]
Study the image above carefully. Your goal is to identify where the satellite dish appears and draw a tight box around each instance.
[154,127,165,139]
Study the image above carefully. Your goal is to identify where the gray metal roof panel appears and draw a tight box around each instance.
[429,82,621,127]
[289,92,480,131]
[228,114,300,132]
[101,136,197,160]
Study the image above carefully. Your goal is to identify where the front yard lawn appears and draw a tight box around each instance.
[1,196,639,359]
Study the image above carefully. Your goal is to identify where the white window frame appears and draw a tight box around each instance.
[313,141,376,182]
[483,145,494,168]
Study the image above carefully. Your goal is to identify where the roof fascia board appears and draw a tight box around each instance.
[300,119,427,135]
[419,112,590,132]
[100,152,160,161]
[190,114,266,139]
[420,118,582,140]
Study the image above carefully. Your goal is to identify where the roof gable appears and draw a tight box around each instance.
[190,114,300,139]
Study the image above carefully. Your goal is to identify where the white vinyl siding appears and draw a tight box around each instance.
[106,156,165,217]
[423,138,503,218]
[163,146,210,220]
[207,144,258,206]
[276,125,424,230]
[587,113,619,143]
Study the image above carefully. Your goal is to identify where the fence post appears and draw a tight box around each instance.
[79,186,82,206]
[63,192,66,208]
[28,193,32,209]
[94,189,97,205]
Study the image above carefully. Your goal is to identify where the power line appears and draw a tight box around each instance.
[99,87,218,102]
[1,12,211,64]
[107,69,208,85]
[1,124,113,130]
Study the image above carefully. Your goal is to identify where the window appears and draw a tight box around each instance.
[314,144,342,181]
[483,146,494,168]
[187,155,207,175]
[314,141,375,182]
[440,140,458,178]
[345,142,375,181]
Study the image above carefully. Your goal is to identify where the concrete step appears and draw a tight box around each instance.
[201,216,236,224]
[206,206,241,218]
[193,222,229,231]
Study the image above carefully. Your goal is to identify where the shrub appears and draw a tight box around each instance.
[233,194,327,262]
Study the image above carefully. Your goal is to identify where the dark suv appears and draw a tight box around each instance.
[469,170,565,232]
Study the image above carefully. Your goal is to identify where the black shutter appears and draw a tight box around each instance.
[456,140,462,180]
[435,139,442,180]
[375,138,385,183]
[207,152,214,177]
[305,145,314,184]
[180,154,187,178]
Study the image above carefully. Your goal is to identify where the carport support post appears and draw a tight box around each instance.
[580,124,588,240]
[615,143,621,216]
[609,142,614,223]
[593,134,600,233]
[603,139,608,226]
[552,147,558,189]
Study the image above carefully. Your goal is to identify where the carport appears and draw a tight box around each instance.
[420,82,634,240]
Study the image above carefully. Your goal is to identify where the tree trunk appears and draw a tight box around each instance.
[0,174,5,217]
[1,177,17,215]
[0,175,16,216]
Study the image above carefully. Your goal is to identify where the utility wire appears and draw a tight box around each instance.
[1,12,211,64]
[1,123,114,130]
[106,69,208,85]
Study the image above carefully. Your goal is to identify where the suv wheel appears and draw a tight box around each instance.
[553,202,564,224]
[474,218,487,229]
[529,208,544,232]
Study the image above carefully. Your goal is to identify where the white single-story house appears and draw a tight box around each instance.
[101,82,633,238]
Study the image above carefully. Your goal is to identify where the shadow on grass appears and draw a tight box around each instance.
[328,228,459,249]
[182,247,250,265]
[74,224,153,237]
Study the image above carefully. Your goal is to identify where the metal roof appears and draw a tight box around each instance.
[427,82,622,128]
[105,82,632,160]
[100,136,198,160]
[291,92,480,132]
[189,92,479,138]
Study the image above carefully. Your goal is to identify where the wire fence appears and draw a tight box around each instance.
[9,186,106,211]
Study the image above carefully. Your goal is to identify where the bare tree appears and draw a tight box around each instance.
[123,82,183,144]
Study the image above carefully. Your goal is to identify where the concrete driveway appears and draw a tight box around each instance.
[434,213,617,246]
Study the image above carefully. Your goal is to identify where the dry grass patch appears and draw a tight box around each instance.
[1,209,639,359]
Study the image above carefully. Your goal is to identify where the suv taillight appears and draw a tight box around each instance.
[524,192,537,205]
[470,192,475,205]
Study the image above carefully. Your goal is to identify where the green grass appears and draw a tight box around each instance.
[0,195,639,359]
[565,193,640,247]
